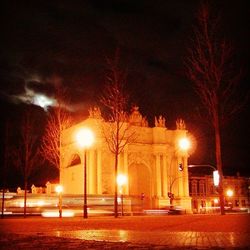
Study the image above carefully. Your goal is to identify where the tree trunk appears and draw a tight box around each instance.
[1,189,5,219]
[214,111,225,215]
[114,152,118,218]
[24,180,27,218]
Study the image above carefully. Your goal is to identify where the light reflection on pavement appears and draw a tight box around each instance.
[47,230,250,248]
[54,229,129,242]
[1,215,250,249]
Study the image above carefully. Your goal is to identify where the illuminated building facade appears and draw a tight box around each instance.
[60,106,191,211]
[189,174,250,213]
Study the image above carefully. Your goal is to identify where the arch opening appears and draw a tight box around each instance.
[67,154,81,167]
[128,163,151,209]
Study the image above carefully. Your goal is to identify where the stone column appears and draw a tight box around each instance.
[162,154,168,197]
[88,149,97,194]
[183,156,189,197]
[156,154,162,197]
[97,149,102,194]
[123,150,129,195]
[177,156,184,197]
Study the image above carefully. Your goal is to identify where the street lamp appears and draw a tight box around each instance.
[214,198,219,205]
[226,189,233,197]
[55,185,63,218]
[117,174,127,216]
[213,170,220,187]
[178,138,191,151]
[177,137,191,171]
[76,128,94,219]
[226,189,234,209]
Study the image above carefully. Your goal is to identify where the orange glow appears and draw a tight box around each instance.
[117,174,127,186]
[226,189,234,197]
[55,185,63,194]
[18,199,49,208]
[42,210,74,217]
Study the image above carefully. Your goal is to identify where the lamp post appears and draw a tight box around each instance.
[76,128,94,219]
[55,185,63,218]
[117,174,127,216]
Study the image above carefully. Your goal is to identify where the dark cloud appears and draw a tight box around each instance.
[0,76,25,97]
[26,80,53,96]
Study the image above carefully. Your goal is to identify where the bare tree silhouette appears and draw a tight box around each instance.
[185,3,247,215]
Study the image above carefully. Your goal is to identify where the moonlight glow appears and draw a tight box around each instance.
[34,94,54,109]
[15,86,56,110]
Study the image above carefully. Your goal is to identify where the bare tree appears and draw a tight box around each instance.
[13,110,40,217]
[41,88,72,179]
[185,3,246,215]
[100,50,135,218]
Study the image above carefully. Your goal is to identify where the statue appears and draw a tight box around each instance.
[154,117,158,127]
[141,116,149,127]
[176,118,186,130]
[158,115,166,127]
[129,105,148,127]
[154,115,166,128]
[88,106,102,119]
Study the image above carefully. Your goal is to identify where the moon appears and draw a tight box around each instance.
[33,94,55,110]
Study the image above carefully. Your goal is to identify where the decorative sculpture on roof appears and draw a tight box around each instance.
[129,105,148,127]
[141,116,149,127]
[176,118,186,130]
[154,115,166,128]
[88,106,102,119]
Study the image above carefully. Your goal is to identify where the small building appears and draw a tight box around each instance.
[189,173,250,213]
[60,106,192,212]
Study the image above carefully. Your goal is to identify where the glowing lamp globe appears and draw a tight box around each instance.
[226,189,233,197]
[179,138,191,151]
[76,128,94,148]
[55,185,63,194]
[117,174,127,186]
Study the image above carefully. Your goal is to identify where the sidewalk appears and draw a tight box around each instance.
[0,214,249,249]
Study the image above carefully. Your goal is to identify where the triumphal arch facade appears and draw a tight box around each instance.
[60,106,191,212]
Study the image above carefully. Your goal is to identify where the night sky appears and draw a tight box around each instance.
[0,0,249,187]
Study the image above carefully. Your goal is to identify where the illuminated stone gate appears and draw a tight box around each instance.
[60,106,191,211]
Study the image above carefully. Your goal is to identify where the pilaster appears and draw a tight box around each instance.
[97,149,102,194]
[156,154,162,197]
[162,154,168,197]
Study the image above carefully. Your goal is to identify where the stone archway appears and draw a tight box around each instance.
[128,163,151,209]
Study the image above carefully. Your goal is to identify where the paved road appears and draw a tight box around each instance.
[0,214,249,249]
